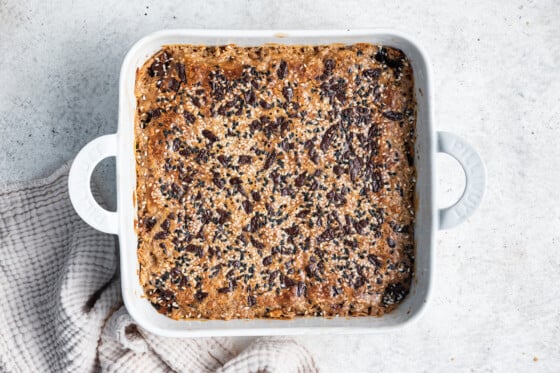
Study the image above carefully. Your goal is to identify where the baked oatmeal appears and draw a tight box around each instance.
[135,43,416,320]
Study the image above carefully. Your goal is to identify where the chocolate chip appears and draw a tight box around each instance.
[390,221,410,233]
[217,155,229,167]
[176,62,186,82]
[333,165,345,176]
[296,281,307,297]
[191,96,201,107]
[382,283,408,306]
[217,284,232,293]
[356,106,371,116]
[196,149,209,163]
[353,219,368,234]
[320,78,347,102]
[317,228,335,243]
[387,237,396,248]
[195,245,204,257]
[142,111,153,125]
[310,179,319,191]
[276,116,289,135]
[270,171,281,184]
[304,139,315,151]
[238,234,248,246]
[277,60,287,79]
[283,276,296,287]
[251,191,261,202]
[213,176,225,189]
[245,236,262,253]
[218,280,233,294]
[247,295,256,307]
[354,277,365,289]
[250,119,262,132]
[230,177,242,185]
[295,172,307,188]
[375,47,388,64]
[154,231,168,240]
[382,111,404,121]
[363,68,381,79]
[195,290,208,301]
[159,289,175,301]
[170,267,182,277]
[167,78,180,92]
[247,214,265,233]
[280,138,294,152]
[148,59,166,77]
[305,263,317,278]
[282,86,293,102]
[320,125,337,153]
[259,100,272,109]
[269,270,280,286]
[370,170,382,193]
[386,56,404,70]
[349,157,363,182]
[169,183,183,200]
[309,149,319,164]
[183,111,196,124]
[262,256,272,266]
[144,217,157,231]
[242,200,253,214]
[406,150,414,166]
[161,219,170,232]
[179,275,189,288]
[238,155,252,165]
[368,254,381,267]
[323,58,335,74]
[202,129,218,142]
[283,225,299,237]
[234,185,246,199]
[296,210,309,218]
[217,208,230,224]
[264,151,277,170]
[245,89,257,106]
[150,108,162,120]
[209,73,226,101]
[151,302,161,310]
[185,244,201,253]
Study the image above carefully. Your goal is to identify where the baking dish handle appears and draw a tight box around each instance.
[68,134,118,234]
[437,131,486,230]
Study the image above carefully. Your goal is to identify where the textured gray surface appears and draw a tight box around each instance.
[1,0,560,371]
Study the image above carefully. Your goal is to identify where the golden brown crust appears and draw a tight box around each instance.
[135,43,416,320]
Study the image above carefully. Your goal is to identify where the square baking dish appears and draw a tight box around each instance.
[69,29,486,337]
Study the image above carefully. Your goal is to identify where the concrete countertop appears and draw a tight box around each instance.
[1,1,559,371]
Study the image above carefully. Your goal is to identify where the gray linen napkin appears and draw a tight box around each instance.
[0,164,318,372]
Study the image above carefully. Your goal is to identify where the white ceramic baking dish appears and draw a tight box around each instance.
[68,29,486,337]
